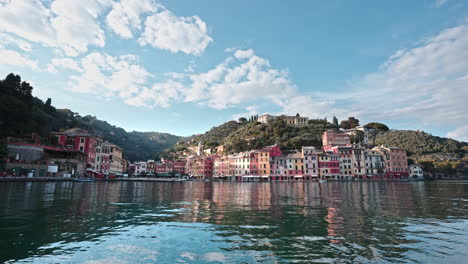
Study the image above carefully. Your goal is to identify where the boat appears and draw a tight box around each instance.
[319,180,328,183]
[73,178,94,182]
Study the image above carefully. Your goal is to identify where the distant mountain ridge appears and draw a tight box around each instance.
[76,115,182,161]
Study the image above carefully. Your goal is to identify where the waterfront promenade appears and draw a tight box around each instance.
[0,177,188,182]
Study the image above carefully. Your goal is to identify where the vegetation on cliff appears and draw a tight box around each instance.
[0,73,181,161]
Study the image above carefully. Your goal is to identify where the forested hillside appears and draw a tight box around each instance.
[376,130,467,159]
[0,73,181,161]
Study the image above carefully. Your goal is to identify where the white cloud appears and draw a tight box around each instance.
[0,48,39,70]
[184,49,297,109]
[68,52,151,99]
[0,0,212,56]
[47,64,58,74]
[0,32,33,51]
[447,125,468,142]
[139,10,212,55]
[0,0,56,47]
[106,0,158,39]
[0,0,111,56]
[50,0,111,56]
[51,58,83,72]
[124,80,186,108]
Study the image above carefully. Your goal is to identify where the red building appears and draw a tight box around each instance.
[173,160,186,175]
[318,152,341,179]
[49,128,98,171]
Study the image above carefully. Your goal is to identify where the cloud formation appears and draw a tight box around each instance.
[106,0,158,39]
[0,0,212,56]
[138,10,212,55]
[68,52,151,99]
[0,49,39,70]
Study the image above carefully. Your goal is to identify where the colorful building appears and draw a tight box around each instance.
[373,146,409,178]
[322,130,351,146]
[323,145,353,179]
[351,146,366,179]
[49,128,99,171]
[364,149,385,178]
[302,146,319,179]
[105,142,124,176]
[318,152,340,179]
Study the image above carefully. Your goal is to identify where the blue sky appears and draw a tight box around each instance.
[1,0,467,141]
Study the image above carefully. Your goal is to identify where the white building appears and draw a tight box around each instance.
[274,156,288,176]
[134,161,147,176]
[302,146,319,178]
[410,164,424,179]
[365,149,385,178]
[258,114,276,124]
[352,146,366,178]
[345,126,372,145]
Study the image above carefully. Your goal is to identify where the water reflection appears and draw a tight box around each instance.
[0,181,467,263]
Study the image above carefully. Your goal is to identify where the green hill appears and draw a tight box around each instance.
[376,130,467,160]
[78,116,181,161]
[162,118,336,158]
[0,73,181,162]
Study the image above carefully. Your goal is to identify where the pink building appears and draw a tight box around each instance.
[373,146,409,178]
[186,155,218,179]
[173,160,186,175]
[322,130,351,146]
[213,156,230,177]
[249,152,259,175]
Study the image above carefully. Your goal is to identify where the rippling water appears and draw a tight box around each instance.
[0,181,467,263]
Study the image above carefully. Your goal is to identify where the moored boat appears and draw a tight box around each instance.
[73,178,94,182]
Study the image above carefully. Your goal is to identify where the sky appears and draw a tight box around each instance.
[0,0,467,142]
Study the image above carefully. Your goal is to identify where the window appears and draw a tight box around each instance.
[80,138,85,143]
[79,146,84,151]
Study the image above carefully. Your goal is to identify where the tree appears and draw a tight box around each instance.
[350,130,365,144]
[365,122,389,145]
[0,140,7,160]
[365,122,389,131]
[238,117,247,123]
[340,117,359,130]
[205,141,219,148]
[332,116,338,127]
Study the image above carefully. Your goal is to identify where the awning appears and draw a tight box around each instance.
[294,175,303,178]
[242,175,261,178]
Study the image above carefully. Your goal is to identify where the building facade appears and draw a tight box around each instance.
[322,130,351,146]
